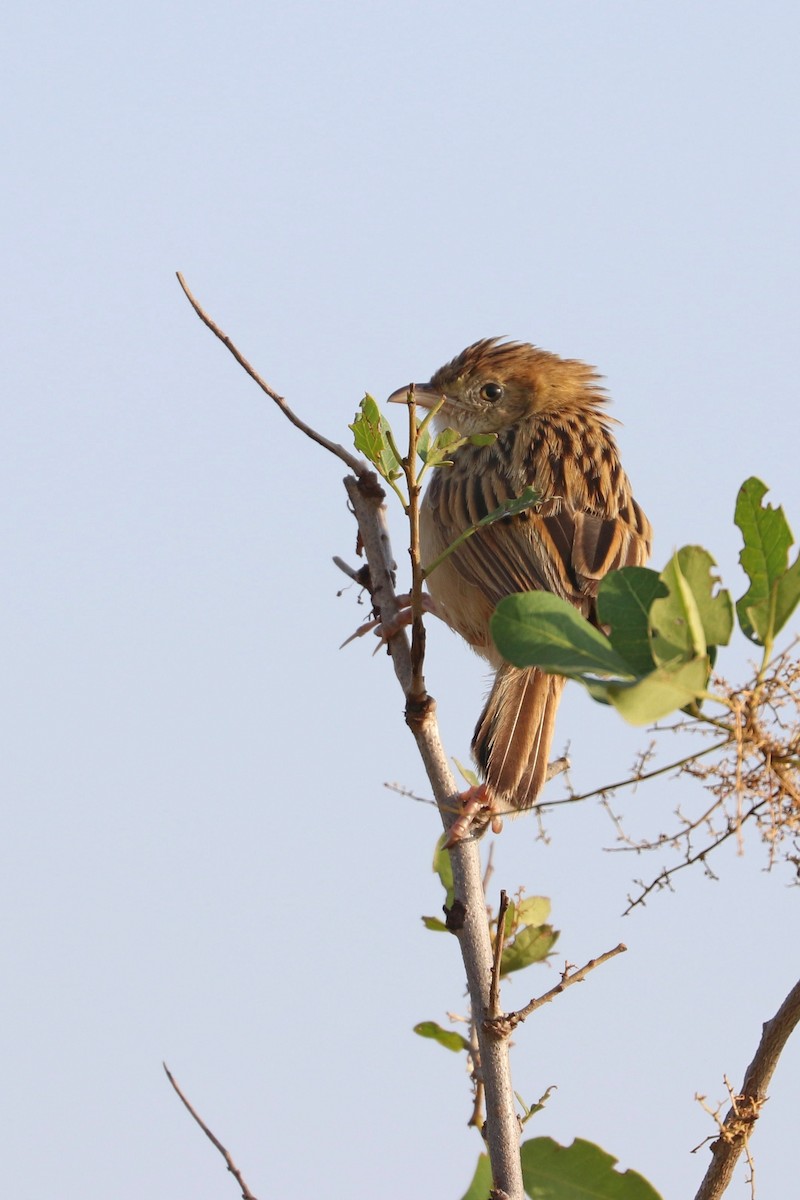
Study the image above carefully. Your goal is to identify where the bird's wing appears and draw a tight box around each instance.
[426,465,651,610]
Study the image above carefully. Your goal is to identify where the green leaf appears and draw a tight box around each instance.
[413,1021,470,1053]
[432,837,455,909]
[421,916,449,933]
[520,1137,663,1200]
[478,486,540,526]
[649,552,707,667]
[492,593,635,680]
[673,547,734,648]
[421,426,463,468]
[453,757,480,788]
[460,1154,492,1200]
[468,432,498,447]
[774,554,800,639]
[501,924,558,975]
[517,1085,557,1125]
[349,395,402,482]
[516,896,551,927]
[596,567,666,676]
[735,477,800,643]
[605,657,710,725]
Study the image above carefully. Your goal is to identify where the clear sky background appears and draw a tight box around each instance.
[3,3,799,1198]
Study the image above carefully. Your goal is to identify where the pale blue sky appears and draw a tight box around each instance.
[2,2,799,1197]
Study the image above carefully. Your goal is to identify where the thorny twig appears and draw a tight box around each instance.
[693,977,800,1200]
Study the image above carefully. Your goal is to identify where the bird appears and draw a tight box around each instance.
[388,338,651,827]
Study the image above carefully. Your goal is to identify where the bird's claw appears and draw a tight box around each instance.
[340,593,439,651]
[444,784,503,847]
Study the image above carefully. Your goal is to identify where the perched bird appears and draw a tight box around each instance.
[388,338,651,822]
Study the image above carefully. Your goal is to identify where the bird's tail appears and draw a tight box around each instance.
[472,664,565,811]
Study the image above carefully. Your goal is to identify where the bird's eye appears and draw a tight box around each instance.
[480,382,504,403]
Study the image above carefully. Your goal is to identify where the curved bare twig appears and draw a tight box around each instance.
[176,273,366,476]
[164,1063,259,1200]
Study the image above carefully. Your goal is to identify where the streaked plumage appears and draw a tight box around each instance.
[389,338,651,815]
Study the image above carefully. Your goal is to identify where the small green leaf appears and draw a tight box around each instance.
[521,1137,664,1199]
[453,757,480,788]
[605,657,710,725]
[517,1084,556,1124]
[597,567,666,676]
[349,395,402,483]
[516,896,551,927]
[413,1021,470,1053]
[460,1154,492,1200]
[421,916,449,933]
[492,593,635,680]
[501,924,558,974]
[478,486,540,527]
[421,426,464,468]
[502,899,517,937]
[735,477,796,644]
[468,432,498,447]
[432,837,455,909]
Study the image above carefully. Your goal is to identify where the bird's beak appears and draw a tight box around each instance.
[386,383,444,410]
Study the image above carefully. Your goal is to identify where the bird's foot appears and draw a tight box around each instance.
[340,592,439,651]
[444,785,503,847]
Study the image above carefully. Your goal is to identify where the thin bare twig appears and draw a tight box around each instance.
[485,944,628,1033]
[546,738,732,808]
[163,1063,259,1200]
[176,272,366,476]
[694,977,800,1200]
[489,891,511,1021]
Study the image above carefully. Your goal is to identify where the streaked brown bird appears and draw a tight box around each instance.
[389,338,651,822]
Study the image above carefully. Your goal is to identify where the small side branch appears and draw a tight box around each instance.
[485,944,628,1035]
[488,891,511,1020]
[163,1063,259,1200]
[694,976,800,1200]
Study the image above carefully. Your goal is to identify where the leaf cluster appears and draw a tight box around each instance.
[349,395,539,543]
[491,478,800,725]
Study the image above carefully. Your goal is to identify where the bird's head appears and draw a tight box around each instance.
[387,338,607,436]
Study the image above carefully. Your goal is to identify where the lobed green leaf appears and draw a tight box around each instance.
[649,552,707,667]
[349,395,402,482]
[735,477,796,643]
[520,1137,663,1199]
